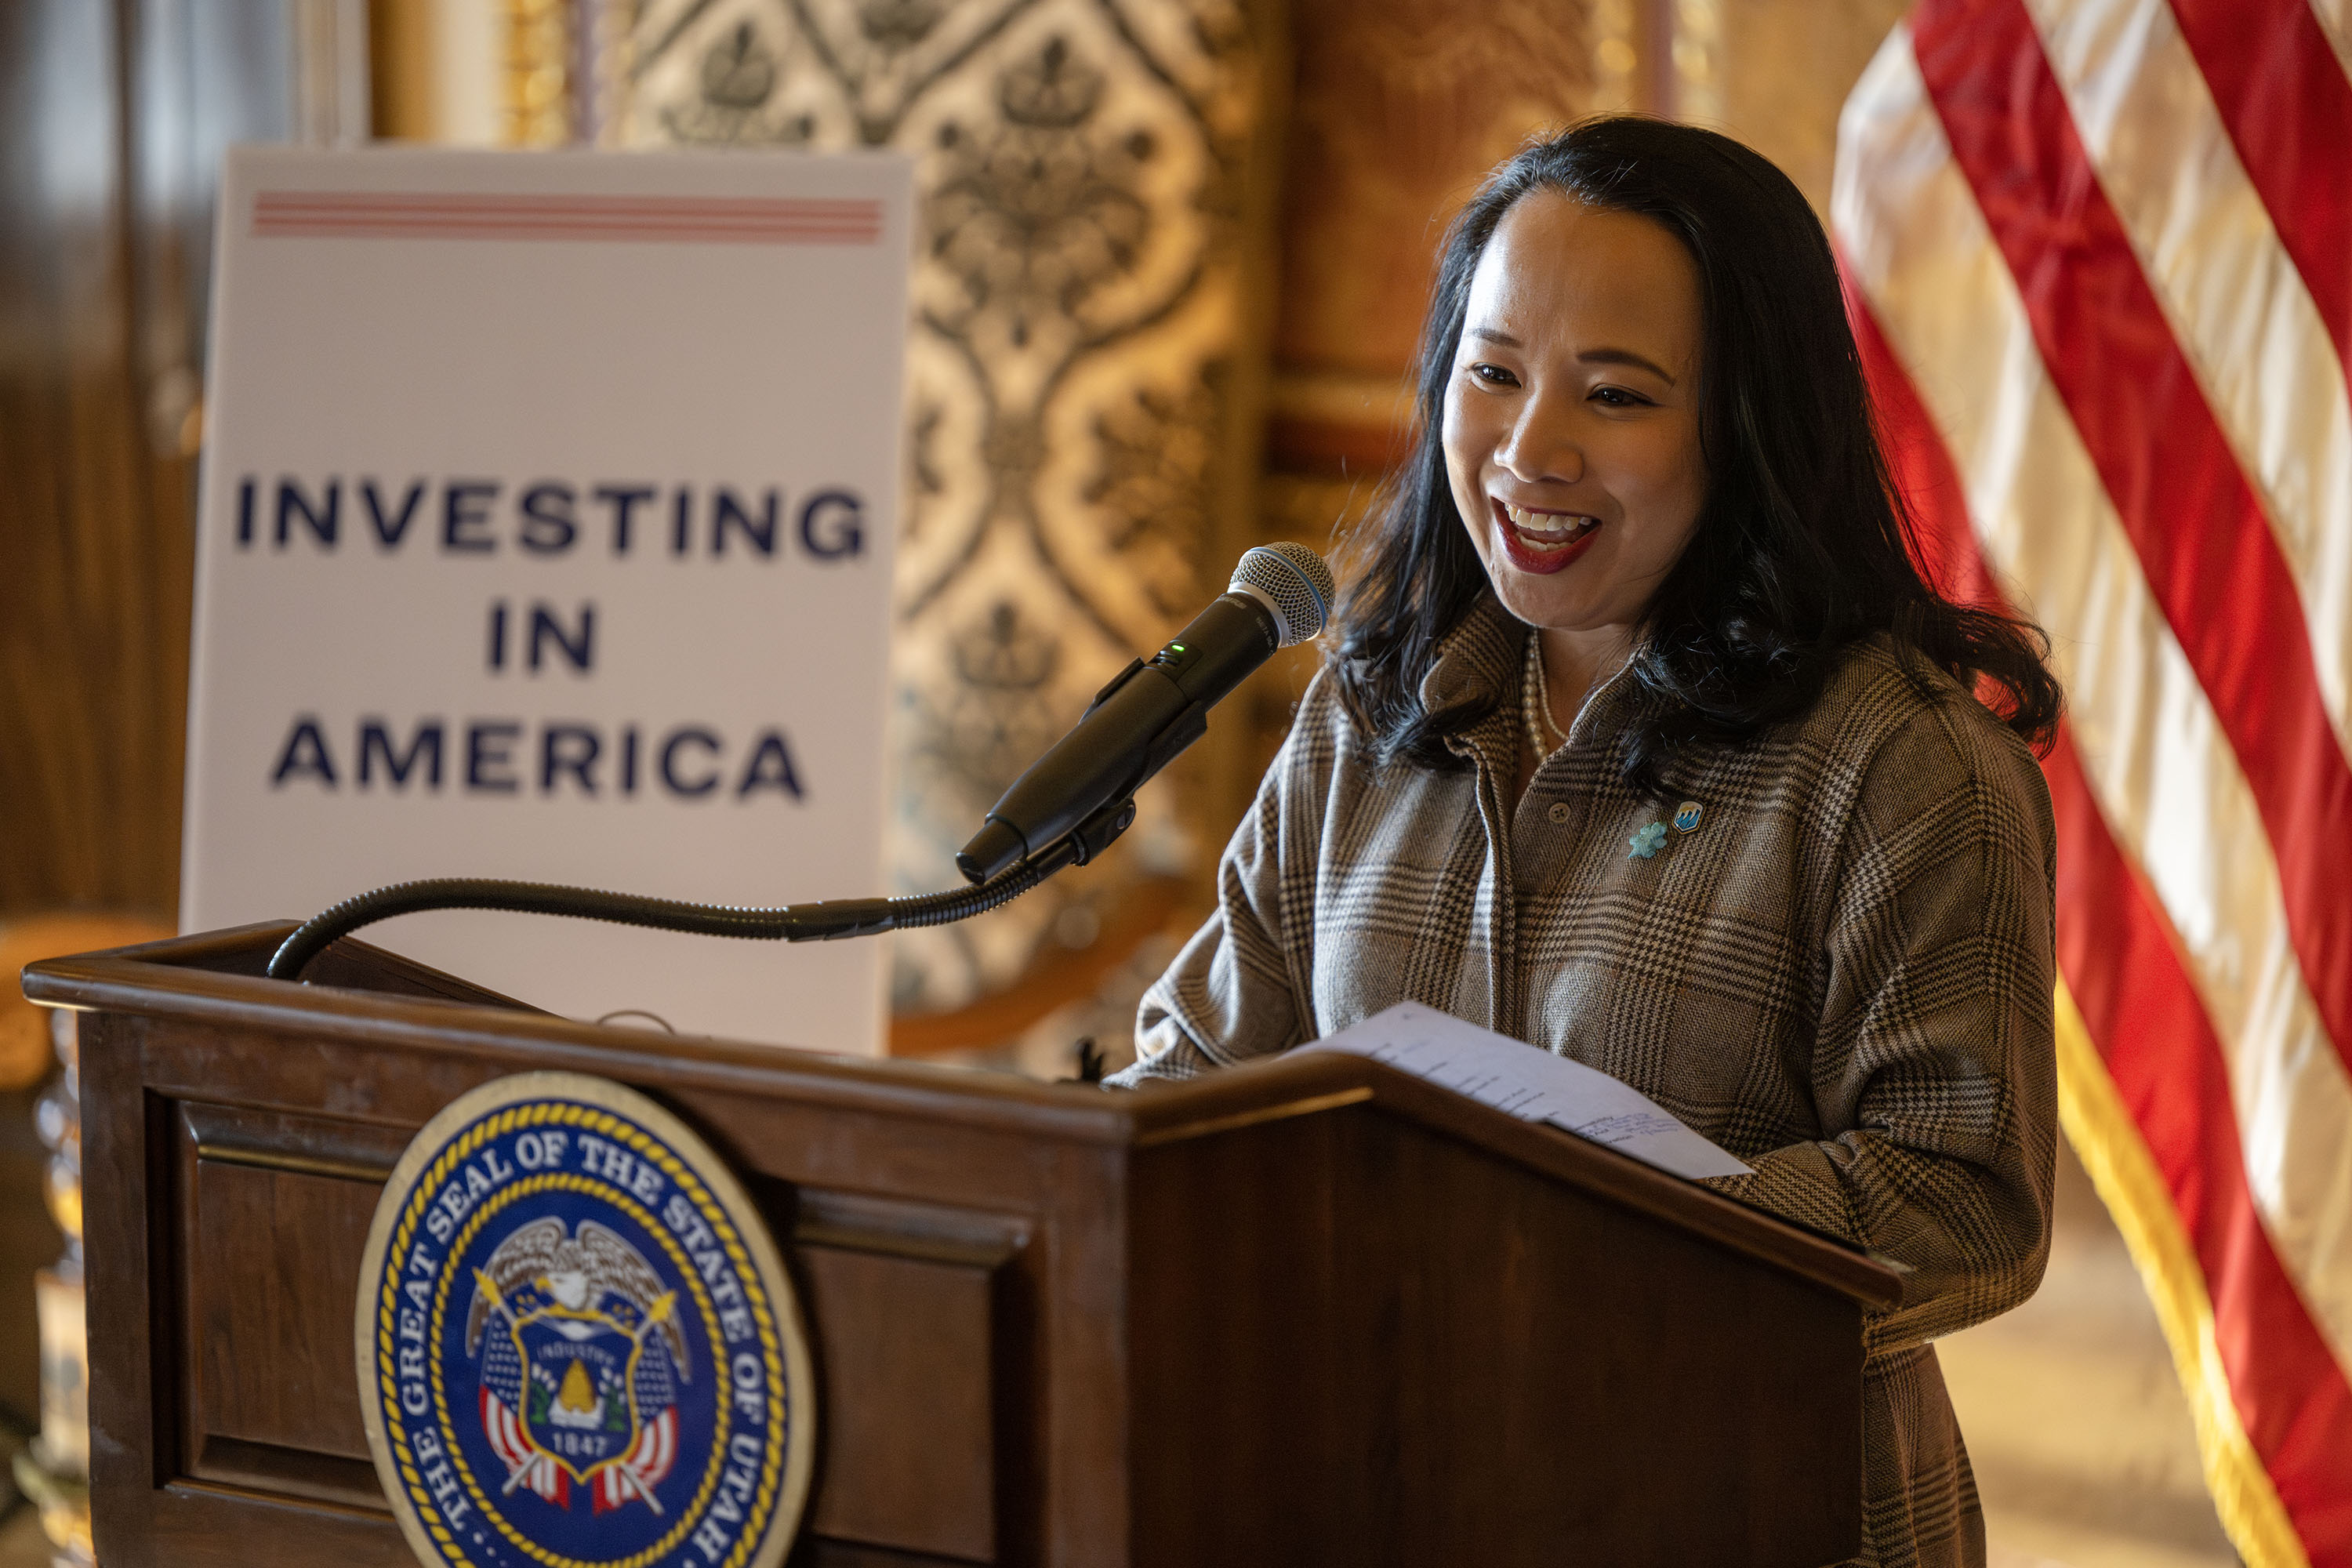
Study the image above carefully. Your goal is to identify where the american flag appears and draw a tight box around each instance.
[1835,0,2352,1561]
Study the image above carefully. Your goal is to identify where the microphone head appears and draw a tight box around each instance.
[1230,542,1335,648]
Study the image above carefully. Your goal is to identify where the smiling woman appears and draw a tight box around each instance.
[1442,192,1711,787]
[1112,118,2069,1568]
[1338,116,2061,789]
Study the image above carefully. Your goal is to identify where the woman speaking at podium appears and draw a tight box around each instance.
[1110,118,2061,1568]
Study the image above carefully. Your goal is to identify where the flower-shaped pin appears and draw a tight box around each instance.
[1628,821,1668,860]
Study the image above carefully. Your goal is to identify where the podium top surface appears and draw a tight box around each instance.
[24,921,1904,1310]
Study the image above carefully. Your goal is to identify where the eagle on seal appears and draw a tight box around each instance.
[464,1216,691,1380]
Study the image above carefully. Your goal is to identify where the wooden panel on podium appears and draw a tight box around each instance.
[25,924,1902,1568]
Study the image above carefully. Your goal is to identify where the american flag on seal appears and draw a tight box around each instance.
[477,1380,678,1514]
[1835,0,2352,1562]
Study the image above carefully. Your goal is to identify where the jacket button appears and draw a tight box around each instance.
[1547,801,1570,825]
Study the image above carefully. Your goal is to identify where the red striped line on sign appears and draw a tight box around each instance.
[1915,0,2352,1087]
[251,191,883,245]
[253,194,882,216]
[1852,281,2352,1560]
[252,223,880,244]
[2166,0,2352,366]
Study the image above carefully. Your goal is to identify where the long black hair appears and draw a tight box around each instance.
[1332,116,2060,792]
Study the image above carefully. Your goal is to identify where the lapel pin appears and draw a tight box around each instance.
[1673,800,1704,833]
[1628,821,1668,859]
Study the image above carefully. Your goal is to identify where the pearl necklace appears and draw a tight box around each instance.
[1522,630,1569,760]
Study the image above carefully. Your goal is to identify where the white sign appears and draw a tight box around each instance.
[183,145,912,1051]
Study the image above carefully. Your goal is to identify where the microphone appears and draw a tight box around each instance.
[955,543,1335,884]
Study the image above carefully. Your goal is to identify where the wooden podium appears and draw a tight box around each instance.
[24,924,1901,1567]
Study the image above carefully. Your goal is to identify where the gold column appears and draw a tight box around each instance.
[368,0,439,140]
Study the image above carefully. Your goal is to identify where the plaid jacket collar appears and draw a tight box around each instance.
[1420,593,1653,779]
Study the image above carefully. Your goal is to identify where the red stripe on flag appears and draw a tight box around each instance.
[1912,0,2352,1087]
[1849,277,2352,1559]
[2165,0,2352,365]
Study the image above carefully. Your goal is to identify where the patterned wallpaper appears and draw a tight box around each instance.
[614,0,1271,1019]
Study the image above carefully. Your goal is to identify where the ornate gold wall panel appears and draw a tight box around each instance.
[613,0,1275,1025]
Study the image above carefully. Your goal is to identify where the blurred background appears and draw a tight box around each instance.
[0,1,2257,1564]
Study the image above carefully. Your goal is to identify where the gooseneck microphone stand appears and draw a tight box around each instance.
[263,794,1138,983]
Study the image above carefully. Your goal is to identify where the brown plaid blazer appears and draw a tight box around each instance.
[1112,594,2058,1568]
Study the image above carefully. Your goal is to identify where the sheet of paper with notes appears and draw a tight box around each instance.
[1298,1001,1754,1181]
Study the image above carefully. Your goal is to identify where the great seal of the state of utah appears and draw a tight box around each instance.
[356,1072,815,1568]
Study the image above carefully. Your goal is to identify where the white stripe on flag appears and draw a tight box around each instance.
[1836,24,2352,1380]
[2308,0,2352,77]
[2022,0,2352,765]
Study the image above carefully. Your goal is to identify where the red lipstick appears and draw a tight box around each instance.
[1490,498,1601,576]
